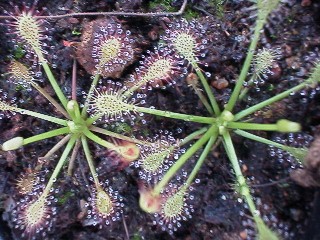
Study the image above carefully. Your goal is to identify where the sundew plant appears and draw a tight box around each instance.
[0,0,319,239]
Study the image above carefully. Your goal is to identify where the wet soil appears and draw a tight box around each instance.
[0,0,320,240]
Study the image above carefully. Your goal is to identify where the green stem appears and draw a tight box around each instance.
[134,106,216,124]
[161,127,210,161]
[234,82,307,121]
[179,127,208,146]
[227,122,278,131]
[89,126,145,145]
[225,20,265,112]
[87,106,216,125]
[222,130,242,175]
[32,82,70,119]
[17,108,68,126]
[23,127,70,145]
[154,128,210,169]
[238,74,258,101]
[41,61,68,109]
[41,135,77,197]
[81,74,100,118]
[234,129,288,149]
[83,129,118,152]
[238,87,250,101]
[234,129,307,164]
[222,130,260,221]
[153,124,218,195]
[81,136,100,187]
[192,62,221,116]
[222,130,277,238]
[191,84,214,115]
[34,49,46,63]
[185,135,217,186]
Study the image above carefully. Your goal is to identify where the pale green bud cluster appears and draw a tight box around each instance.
[1,137,24,151]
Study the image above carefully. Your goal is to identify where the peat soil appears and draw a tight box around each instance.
[0,0,320,239]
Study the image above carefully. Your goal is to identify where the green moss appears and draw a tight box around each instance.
[148,1,199,20]
[112,122,132,134]
[72,29,82,36]
[13,45,25,59]
[149,0,174,12]
[141,128,151,137]
[184,7,200,20]
[15,84,26,91]
[58,191,75,205]
[131,233,142,240]
[210,0,225,18]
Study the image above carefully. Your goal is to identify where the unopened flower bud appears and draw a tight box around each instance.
[276,119,301,133]
[2,137,24,151]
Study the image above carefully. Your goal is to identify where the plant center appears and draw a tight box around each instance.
[216,110,234,135]
[66,100,89,134]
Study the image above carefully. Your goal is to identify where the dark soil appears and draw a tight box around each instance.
[0,0,320,240]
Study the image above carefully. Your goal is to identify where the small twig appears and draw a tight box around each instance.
[38,134,71,163]
[72,59,77,101]
[250,177,291,188]
[192,5,214,17]
[0,0,188,20]
[77,151,93,196]
[67,139,81,176]
[122,214,130,240]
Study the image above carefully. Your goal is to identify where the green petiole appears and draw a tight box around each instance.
[23,127,70,145]
[153,124,218,195]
